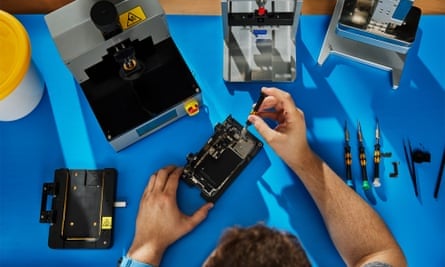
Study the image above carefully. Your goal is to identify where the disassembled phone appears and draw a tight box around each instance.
[182,115,263,202]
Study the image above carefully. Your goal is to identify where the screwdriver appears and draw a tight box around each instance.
[434,147,445,199]
[344,122,354,188]
[241,92,267,138]
[372,120,382,187]
[403,139,418,196]
[357,122,370,191]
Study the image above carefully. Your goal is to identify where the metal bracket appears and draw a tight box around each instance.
[317,0,421,89]
[40,183,56,224]
[222,0,303,82]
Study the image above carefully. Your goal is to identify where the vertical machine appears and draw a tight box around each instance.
[222,0,303,82]
[318,0,421,89]
[45,0,202,151]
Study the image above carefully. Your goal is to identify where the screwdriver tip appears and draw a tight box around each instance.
[240,127,247,139]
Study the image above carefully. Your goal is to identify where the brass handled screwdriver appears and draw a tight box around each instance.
[241,92,267,138]
[344,122,354,188]
[358,122,370,191]
[373,120,382,187]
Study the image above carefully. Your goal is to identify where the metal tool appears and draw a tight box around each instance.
[358,122,370,190]
[241,92,267,137]
[344,122,354,188]
[434,148,445,199]
[403,139,418,196]
[373,120,381,187]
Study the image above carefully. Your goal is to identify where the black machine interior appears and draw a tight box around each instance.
[182,116,263,202]
[81,37,200,140]
[338,0,421,43]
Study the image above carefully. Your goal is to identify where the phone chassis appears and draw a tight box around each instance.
[182,115,263,202]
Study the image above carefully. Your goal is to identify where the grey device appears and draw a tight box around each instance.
[318,0,421,89]
[45,0,202,151]
[222,0,303,82]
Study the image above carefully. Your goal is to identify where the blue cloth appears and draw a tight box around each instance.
[0,14,443,267]
[119,256,155,267]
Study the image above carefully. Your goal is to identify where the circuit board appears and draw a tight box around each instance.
[181,115,263,202]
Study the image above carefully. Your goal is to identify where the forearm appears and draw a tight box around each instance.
[290,150,406,267]
[0,0,73,14]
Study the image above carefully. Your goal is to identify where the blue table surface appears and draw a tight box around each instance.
[1,14,444,267]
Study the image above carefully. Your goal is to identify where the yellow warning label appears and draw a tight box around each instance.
[119,6,146,30]
[101,216,113,230]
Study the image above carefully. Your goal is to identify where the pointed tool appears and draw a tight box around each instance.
[358,122,370,191]
[372,120,382,187]
[241,92,267,138]
[344,122,354,188]
[434,147,445,199]
[403,139,418,197]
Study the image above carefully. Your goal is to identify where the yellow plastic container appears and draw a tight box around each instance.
[0,10,44,121]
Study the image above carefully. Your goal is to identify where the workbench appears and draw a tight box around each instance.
[0,14,444,266]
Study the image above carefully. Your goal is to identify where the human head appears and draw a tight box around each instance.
[203,223,311,267]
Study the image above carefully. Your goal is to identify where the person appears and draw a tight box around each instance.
[119,87,407,267]
[0,1,406,264]
[0,0,73,14]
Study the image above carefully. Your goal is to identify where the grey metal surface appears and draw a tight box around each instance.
[222,0,303,82]
[318,0,417,89]
[110,93,202,151]
[45,0,169,83]
[44,0,202,151]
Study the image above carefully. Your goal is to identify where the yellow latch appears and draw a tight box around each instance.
[184,98,200,116]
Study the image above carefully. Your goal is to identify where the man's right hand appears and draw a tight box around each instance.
[248,87,313,171]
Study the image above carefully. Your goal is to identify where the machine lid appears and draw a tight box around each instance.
[0,10,31,100]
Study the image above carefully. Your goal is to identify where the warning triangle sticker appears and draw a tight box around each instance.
[127,12,142,27]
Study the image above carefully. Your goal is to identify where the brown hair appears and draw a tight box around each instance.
[203,224,311,267]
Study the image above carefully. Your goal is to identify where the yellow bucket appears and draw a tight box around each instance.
[0,10,44,121]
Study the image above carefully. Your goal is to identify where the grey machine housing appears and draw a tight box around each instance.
[318,0,421,89]
[222,0,303,82]
[45,0,202,151]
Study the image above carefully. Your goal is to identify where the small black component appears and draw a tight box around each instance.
[113,46,145,80]
[90,1,122,40]
[381,152,393,158]
[228,12,294,26]
[389,162,399,178]
[40,168,117,249]
[412,149,431,163]
[182,115,263,202]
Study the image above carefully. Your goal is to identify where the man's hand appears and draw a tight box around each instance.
[127,166,214,266]
[248,87,312,171]
[249,87,406,267]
